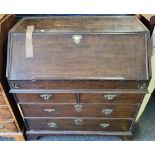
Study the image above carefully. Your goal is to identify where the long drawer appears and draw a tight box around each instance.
[0,107,12,121]
[20,103,139,118]
[0,120,17,132]
[26,118,132,132]
[15,93,144,104]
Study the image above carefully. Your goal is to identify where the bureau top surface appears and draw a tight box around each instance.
[10,16,147,33]
[7,16,150,81]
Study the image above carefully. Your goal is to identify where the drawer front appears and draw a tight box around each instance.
[21,104,139,118]
[0,107,12,121]
[0,95,6,105]
[0,121,17,132]
[26,118,132,132]
[15,93,76,103]
[80,93,144,104]
[10,80,148,90]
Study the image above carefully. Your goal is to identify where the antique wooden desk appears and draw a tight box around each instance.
[6,16,151,140]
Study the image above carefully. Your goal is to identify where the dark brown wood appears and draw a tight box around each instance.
[26,131,133,141]
[8,33,148,80]
[26,118,132,132]
[9,80,149,90]
[80,93,144,104]
[20,103,139,118]
[6,16,151,140]
[0,15,16,80]
[7,16,150,81]
[150,16,155,26]
[10,88,148,94]
[15,93,76,103]
[14,93,144,104]
[10,16,146,33]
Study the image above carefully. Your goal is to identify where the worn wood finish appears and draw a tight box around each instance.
[15,93,144,104]
[6,16,151,140]
[0,132,25,141]
[7,16,150,81]
[26,118,132,132]
[9,34,148,81]
[0,107,12,121]
[25,130,133,140]
[10,16,146,33]
[10,80,149,90]
[20,103,139,118]
[15,93,76,103]
[0,14,25,141]
[0,121,17,132]
[0,95,5,105]
[10,88,148,94]
[80,93,145,104]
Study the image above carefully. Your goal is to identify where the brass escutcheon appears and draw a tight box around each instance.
[72,35,82,44]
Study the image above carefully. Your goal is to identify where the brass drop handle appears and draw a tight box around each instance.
[0,125,4,129]
[74,119,83,125]
[74,104,83,112]
[101,109,113,115]
[44,109,55,113]
[47,122,57,128]
[103,94,117,100]
[40,94,52,100]
[72,35,82,44]
[100,123,110,128]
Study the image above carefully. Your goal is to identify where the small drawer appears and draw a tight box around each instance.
[26,118,132,132]
[21,103,139,118]
[80,93,144,104]
[15,93,76,103]
[0,121,17,132]
[0,107,12,121]
[0,95,6,105]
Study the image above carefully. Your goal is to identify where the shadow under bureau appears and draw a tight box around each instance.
[6,16,151,140]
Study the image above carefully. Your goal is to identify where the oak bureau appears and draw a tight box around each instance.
[6,16,151,140]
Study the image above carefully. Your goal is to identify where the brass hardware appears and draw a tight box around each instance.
[138,83,147,90]
[40,94,52,100]
[74,119,83,125]
[0,125,4,129]
[103,94,117,100]
[72,35,82,44]
[47,122,57,128]
[100,123,110,128]
[74,104,83,112]
[44,109,55,113]
[12,83,20,89]
[101,109,113,115]
[32,79,37,83]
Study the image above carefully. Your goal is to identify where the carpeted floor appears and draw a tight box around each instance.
[132,96,155,141]
[0,96,155,141]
